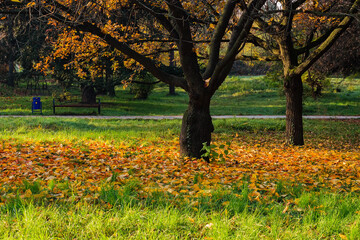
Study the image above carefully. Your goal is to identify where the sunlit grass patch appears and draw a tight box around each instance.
[1,188,360,239]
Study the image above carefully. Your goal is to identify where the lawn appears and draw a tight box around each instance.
[1,75,359,116]
[0,75,359,239]
[0,117,359,239]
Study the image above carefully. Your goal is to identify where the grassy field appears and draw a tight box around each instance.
[2,194,360,239]
[0,117,359,239]
[0,75,359,239]
[1,75,359,116]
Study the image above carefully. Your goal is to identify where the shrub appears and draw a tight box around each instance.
[302,70,330,99]
[262,63,283,89]
[129,71,156,99]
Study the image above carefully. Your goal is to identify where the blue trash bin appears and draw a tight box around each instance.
[32,97,42,114]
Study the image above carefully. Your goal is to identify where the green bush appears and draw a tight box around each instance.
[262,63,283,89]
[302,70,330,99]
[129,71,156,99]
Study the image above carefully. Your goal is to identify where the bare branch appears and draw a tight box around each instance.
[203,0,238,79]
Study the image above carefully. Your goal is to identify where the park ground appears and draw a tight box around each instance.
[0,76,359,239]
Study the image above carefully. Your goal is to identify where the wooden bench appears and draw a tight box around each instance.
[53,98,101,114]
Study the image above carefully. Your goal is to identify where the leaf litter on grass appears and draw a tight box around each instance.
[0,132,359,206]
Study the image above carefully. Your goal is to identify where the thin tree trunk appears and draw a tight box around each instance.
[284,75,304,145]
[7,16,15,88]
[180,95,214,159]
[105,60,115,97]
[106,72,115,97]
[168,49,176,95]
[7,60,15,87]
[169,84,176,95]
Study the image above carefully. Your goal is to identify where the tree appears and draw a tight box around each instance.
[314,22,360,77]
[0,9,49,89]
[0,14,17,87]
[1,0,267,158]
[39,27,132,96]
[248,0,359,145]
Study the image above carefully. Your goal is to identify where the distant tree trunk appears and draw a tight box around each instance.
[105,61,115,97]
[314,85,322,99]
[284,75,304,145]
[7,16,15,87]
[169,84,176,95]
[7,60,15,87]
[180,94,214,159]
[168,49,176,95]
[81,85,96,104]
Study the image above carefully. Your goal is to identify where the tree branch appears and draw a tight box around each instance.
[74,21,188,90]
[294,26,336,56]
[208,0,267,95]
[167,0,204,93]
[203,0,238,80]
[292,0,360,76]
[133,0,180,43]
[236,54,280,61]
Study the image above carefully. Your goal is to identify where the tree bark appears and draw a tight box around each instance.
[169,84,176,95]
[81,85,96,104]
[168,49,176,95]
[105,64,115,97]
[284,75,304,145]
[7,60,15,87]
[180,95,214,159]
[6,16,15,88]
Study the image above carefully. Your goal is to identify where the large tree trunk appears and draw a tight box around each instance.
[284,75,304,145]
[180,95,214,159]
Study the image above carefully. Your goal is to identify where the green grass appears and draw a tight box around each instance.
[1,187,360,239]
[0,117,358,147]
[0,117,180,144]
[0,103,359,238]
[1,76,359,116]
